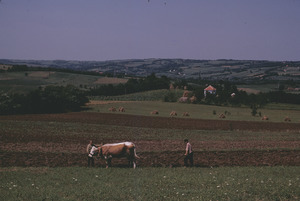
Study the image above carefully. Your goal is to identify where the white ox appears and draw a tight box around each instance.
[95,142,139,168]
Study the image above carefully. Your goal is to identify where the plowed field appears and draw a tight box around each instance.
[1,112,299,167]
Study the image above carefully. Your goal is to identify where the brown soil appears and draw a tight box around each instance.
[0,112,299,168]
[1,112,299,132]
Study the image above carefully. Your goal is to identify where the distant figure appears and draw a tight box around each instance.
[87,140,95,167]
[184,139,193,167]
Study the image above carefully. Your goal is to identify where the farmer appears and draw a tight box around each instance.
[184,139,193,167]
[87,140,95,167]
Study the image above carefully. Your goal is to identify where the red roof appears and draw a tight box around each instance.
[204,85,216,91]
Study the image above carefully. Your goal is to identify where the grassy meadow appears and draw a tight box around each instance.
[1,166,299,201]
[87,99,300,123]
[0,71,111,94]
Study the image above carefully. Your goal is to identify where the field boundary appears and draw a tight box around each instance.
[1,112,299,131]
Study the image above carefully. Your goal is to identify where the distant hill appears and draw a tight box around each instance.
[0,70,129,94]
[1,58,299,82]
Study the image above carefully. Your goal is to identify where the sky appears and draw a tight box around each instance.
[0,0,300,61]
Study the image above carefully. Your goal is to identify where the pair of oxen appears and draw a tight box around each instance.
[89,142,139,169]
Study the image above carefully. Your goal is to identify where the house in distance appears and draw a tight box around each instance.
[204,85,216,96]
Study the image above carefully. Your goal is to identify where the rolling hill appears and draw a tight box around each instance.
[1,58,299,82]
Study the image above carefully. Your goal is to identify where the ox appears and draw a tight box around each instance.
[97,142,139,169]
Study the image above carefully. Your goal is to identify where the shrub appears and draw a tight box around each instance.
[0,85,89,115]
[163,91,177,102]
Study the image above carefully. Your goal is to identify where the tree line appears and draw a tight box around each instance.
[1,64,106,77]
[166,80,300,107]
[0,85,89,115]
[0,73,170,115]
[88,73,170,96]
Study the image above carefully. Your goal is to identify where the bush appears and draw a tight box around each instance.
[163,91,177,102]
[0,85,89,115]
[251,104,258,116]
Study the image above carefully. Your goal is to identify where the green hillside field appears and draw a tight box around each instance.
[87,100,300,123]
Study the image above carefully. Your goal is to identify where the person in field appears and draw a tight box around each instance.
[184,139,193,167]
[87,140,95,167]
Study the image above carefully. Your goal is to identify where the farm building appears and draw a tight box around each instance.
[0,64,12,71]
[204,85,216,96]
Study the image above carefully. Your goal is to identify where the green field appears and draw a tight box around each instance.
[87,100,300,123]
[1,166,299,201]
[0,71,105,94]
[90,89,184,101]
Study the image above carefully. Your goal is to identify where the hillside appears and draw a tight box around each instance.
[0,71,128,94]
[1,58,299,82]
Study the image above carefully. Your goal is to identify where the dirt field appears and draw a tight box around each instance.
[1,112,299,168]
[2,112,300,131]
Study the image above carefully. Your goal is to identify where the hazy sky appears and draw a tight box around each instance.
[0,0,299,61]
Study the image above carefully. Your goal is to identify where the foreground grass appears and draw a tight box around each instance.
[1,166,299,201]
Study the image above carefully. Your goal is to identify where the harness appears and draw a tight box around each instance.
[98,146,104,159]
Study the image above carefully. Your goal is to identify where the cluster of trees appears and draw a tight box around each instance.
[1,64,104,77]
[200,83,300,106]
[88,73,170,96]
[0,85,88,115]
[165,80,300,108]
[0,73,170,115]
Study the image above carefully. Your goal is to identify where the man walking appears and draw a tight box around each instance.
[184,139,193,167]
